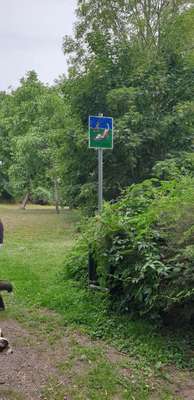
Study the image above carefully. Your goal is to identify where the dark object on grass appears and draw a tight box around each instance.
[88,245,98,286]
[88,246,109,291]
[0,281,13,311]
[0,281,12,293]
[0,220,13,311]
[0,219,3,245]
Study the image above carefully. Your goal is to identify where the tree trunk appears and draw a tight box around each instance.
[54,179,60,214]
[20,192,29,210]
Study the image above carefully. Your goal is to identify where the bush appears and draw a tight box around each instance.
[63,239,89,283]
[31,186,52,205]
[63,176,194,323]
[152,152,194,180]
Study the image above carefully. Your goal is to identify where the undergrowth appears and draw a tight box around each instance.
[63,176,194,324]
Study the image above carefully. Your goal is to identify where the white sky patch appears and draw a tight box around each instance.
[0,0,76,91]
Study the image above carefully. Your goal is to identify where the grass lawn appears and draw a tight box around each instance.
[0,204,193,399]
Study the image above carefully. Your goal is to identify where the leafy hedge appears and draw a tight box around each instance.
[63,176,194,323]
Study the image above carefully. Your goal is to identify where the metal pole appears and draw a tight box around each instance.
[98,148,103,213]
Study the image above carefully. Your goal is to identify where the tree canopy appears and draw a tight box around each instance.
[1,1,194,213]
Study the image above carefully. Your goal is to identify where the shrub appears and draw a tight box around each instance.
[31,186,52,205]
[152,152,194,180]
[63,176,194,323]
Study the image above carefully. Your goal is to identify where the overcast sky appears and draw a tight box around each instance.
[0,0,76,91]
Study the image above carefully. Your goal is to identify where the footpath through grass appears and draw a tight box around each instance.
[0,205,193,399]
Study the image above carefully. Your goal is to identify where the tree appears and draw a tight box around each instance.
[59,1,194,212]
[0,92,12,198]
[63,0,194,73]
[9,129,49,208]
[1,71,73,210]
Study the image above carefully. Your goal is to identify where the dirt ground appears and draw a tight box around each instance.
[166,368,194,400]
[0,318,134,400]
[0,319,194,400]
[0,319,70,400]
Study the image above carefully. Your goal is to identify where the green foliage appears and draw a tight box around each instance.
[31,187,52,205]
[57,1,194,211]
[63,237,89,282]
[64,176,194,322]
[1,2,194,212]
[0,71,79,206]
[152,152,194,180]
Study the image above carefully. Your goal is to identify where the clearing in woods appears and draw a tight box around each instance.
[0,205,193,400]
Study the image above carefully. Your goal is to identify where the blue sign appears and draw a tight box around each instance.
[89,116,113,149]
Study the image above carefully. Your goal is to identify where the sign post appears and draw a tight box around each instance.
[98,148,103,213]
[88,115,113,213]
